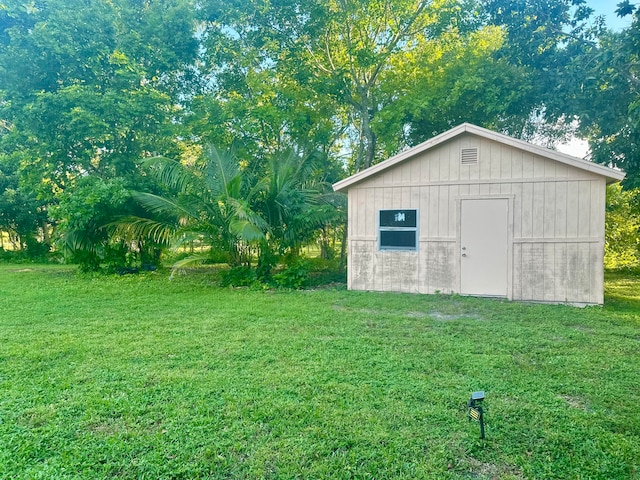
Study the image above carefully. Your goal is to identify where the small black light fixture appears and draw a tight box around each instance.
[467,391,486,439]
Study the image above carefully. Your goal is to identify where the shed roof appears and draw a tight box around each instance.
[333,123,625,192]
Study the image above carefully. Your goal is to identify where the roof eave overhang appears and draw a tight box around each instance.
[333,123,625,192]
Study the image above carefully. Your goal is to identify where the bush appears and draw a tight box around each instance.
[304,257,347,287]
[272,257,346,289]
[0,242,54,264]
[219,257,346,289]
[272,259,310,289]
[605,184,640,269]
[220,266,258,287]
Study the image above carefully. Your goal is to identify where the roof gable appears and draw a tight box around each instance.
[333,123,625,192]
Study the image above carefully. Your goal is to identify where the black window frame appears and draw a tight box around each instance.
[378,209,418,251]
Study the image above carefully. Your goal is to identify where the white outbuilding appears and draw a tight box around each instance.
[333,123,625,305]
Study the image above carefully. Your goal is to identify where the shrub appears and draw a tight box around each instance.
[605,184,640,269]
[220,266,258,287]
[304,257,347,287]
[272,259,310,289]
[0,243,54,264]
[220,256,346,289]
[272,257,346,289]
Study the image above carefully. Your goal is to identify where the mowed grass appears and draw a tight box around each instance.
[0,266,638,479]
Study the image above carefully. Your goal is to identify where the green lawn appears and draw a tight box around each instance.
[0,265,638,479]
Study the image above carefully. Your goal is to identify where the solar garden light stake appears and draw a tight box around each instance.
[467,391,485,439]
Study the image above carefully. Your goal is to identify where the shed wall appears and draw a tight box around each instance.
[347,134,606,304]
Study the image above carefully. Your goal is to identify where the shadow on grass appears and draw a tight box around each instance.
[604,270,640,315]
[605,294,640,314]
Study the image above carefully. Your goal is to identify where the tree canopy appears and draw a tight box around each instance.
[0,0,638,269]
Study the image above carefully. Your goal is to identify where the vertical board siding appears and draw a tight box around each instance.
[591,243,604,304]
[501,144,512,179]
[448,185,459,237]
[512,149,523,179]
[439,146,450,181]
[521,183,534,238]
[490,141,501,179]
[513,244,522,299]
[380,250,391,291]
[544,182,556,237]
[590,179,605,237]
[532,183,545,237]
[425,243,457,293]
[554,243,568,301]
[566,243,580,301]
[566,181,580,238]
[438,186,449,236]
[555,182,568,238]
[578,243,592,302]
[430,150,440,181]
[480,139,492,178]
[349,240,371,290]
[543,243,556,301]
[513,183,523,238]
[578,181,592,237]
[428,186,439,237]
[365,189,375,237]
[346,134,608,304]
[522,152,535,177]
[449,140,460,180]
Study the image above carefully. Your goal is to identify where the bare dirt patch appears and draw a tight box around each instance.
[572,325,594,334]
[559,394,592,412]
[426,311,482,321]
[464,458,525,479]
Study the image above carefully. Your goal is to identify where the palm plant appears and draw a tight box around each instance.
[252,150,340,274]
[117,145,341,279]
[116,145,266,269]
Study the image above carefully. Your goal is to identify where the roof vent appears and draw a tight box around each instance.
[460,147,479,165]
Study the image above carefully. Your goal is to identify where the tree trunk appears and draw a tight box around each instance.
[354,92,377,171]
[361,107,377,170]
[41,220,51,245]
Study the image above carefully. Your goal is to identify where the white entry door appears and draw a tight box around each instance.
[460,198,509,297]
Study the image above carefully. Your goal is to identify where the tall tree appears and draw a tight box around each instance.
[0,0,199,197]
[0,149,48,252]
[0,0,200,261]
[200,0,581,173]
[191,0,345,163]
[273,0,494,171]
[482,0,605,142]
[386,25,535,147]
[570,2,640,186]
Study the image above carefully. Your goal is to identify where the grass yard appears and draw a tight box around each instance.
[0,265,638,479]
